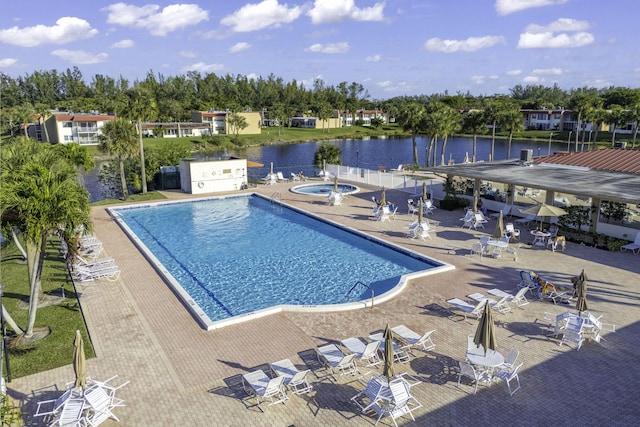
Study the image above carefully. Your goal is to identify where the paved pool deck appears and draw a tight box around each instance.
[9,181,640,426]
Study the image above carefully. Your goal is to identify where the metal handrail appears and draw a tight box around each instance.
[271,192,281,202]
[345,280,374,308]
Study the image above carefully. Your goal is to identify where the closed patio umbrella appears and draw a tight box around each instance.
[380,187,386,206]
[493,211,505,239]
[473,302,497,355]
[418,197,424,225]
[73,330,86,390]
[422,182,428,201]
[382,324,395,379]
[575,269,588,315]
[333,176,339,193]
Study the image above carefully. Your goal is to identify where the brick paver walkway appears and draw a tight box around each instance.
[9,181,640,426]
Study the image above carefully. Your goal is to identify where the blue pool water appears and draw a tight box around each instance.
[111,195,443,328]
[291,183,360,196]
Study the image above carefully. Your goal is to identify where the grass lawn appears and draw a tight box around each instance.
[1,239,94,379]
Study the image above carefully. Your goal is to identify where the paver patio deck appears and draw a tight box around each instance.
[9,180,640,426]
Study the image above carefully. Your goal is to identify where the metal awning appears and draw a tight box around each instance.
[428,159,640,204]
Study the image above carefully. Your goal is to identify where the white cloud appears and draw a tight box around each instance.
[183,62,224,73]
[532,68,563,75]
[495,0,568,16]
[51,49,108,65]
[518,31,594,48]
[229,42,252,53]
[179,50,197,58]
[525,18,589,34]
[307,0,385,24]
[376,80,411,93]
[103,3,208,36]
[366,54,381,62]
[424,35,505,53]
[471,75,499,84]
[246,72,259,80]
[305,42,349,54]
[0,58,18,67]
[523,75,543,83]
[110,39,134,48]
[221,0,301,32]
[0,17,98,47]
[506,69,522,76]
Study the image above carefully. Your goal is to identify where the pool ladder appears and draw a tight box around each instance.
[271,191,281,203]
[346,281,375,308]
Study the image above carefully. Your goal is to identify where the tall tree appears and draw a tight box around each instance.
[483,97,510,161]
[501,106,524,160]
[607,105,631,147]
[0,139,91,339]
[397,101,426,166]
[568,89,598,151]
[462,110,487,162]
[438,104,461,166]
[124,87,158,194]
[98,118,138,199]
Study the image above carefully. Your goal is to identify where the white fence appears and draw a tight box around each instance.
[325,164,444,200]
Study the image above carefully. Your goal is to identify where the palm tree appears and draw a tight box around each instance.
[590,107,608,149]
[608,105,630,147]
[568,90,598,151]
[501,107,524,160]
[314,143,342,167]
[438,105,461,166]
[98,118,138,199]
[462,110,487,162]
[0,139,92,339]
[397,101,426,166]
[484,97,510,161]
[124,87,158,195]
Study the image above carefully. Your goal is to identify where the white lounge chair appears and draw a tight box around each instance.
[340,337,382,367]
[488,287,529,308]
[391,325,436,353]
[621,232,640,254]
[73,264,121,282]
[423,199,437,216]
[269,359,313,395]
[242,369,288,412]
[389,163,405,172]
[446,298,486,320]
[457,361,490,395]
[276,171,288,182]
[316,344,360,380]
[290,172,301,182]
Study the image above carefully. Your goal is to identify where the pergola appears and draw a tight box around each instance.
[427,150,640,234]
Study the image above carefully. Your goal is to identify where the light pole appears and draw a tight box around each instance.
[548,132,554,155]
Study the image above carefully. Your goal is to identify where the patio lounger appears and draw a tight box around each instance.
[488,287,529,308]
[73,264,121,282]
[242,369,288,412]
[316,344,360,380]
[446,298,486,320]
[391,325,436,353]
[621,232,640,254]
[269,359,313,395]
[341,337,382,367]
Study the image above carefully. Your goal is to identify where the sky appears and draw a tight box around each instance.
[1,0,638,100]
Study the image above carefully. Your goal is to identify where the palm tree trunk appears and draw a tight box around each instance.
[2,305,24,335]
[24,236,46,337]
[11,229,27,261]
[507,132,513,159]
[440,136,448,166]
[472,133,477,162]
[411,132,418,166]
[138,120,147,194]
[491,121,497,161]
[119,156,128,199]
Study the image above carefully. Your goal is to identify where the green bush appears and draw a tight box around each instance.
[439,197,469,211]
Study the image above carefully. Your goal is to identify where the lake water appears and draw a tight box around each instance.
[85,135,571,200]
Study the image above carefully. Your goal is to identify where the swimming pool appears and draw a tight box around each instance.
[291,183,360,196]
[108,194,452,330]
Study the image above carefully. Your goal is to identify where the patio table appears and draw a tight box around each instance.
[466,346,504,370]
[530,230,550,247]
[486,239,508,257]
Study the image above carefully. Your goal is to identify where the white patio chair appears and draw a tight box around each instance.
[504,243,521,261]
[460,210,475,229]
[488,287,529,308]
[369,377,422,427]
[391,325,436,353]
[423,199,437,216]
[290,172,301,182]
[409,221,431,240]
[457,361,490,395]
[504,222,520,242]
[242,369,288,412]
[493,362,522,396]
[473,213,487,230]
[83,383,123,425]
[316,344,360,380]
[407,199,420,216]
[269,359,313,395]
[351,375,387,412]
[52,398,85,427]
[559,320,585,351]
[34,388,74,418]
[499,348,519,370]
